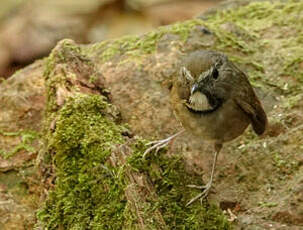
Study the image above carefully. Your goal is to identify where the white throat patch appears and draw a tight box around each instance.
[186,92,212,111]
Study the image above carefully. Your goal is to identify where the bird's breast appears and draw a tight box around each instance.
[171,88,250,143]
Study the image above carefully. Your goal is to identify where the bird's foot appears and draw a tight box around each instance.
[186,182,212,206]
[143,138,171,157]
[143,130,184,158]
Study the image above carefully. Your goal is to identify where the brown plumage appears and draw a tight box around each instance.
[144,50,267,206]
[171,50,267,143]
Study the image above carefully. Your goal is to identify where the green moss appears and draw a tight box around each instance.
[0,129,39,159]
[37,94,127,229]
[258,201,278,208]
[86,19,206,62]
[37,93,230,229]
[127,140,230,229]
[38,108,230,229]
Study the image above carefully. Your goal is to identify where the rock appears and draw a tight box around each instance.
[1,0,303,228]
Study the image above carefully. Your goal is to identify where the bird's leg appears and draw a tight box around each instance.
[186,143,222,206]
[143,129,185,158]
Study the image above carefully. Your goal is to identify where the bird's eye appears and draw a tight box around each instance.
[212,68,219,80]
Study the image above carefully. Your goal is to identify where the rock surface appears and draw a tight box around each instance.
[0,0,303,229]
[0,0,221,78]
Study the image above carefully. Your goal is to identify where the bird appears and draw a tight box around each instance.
[144,50,268,206]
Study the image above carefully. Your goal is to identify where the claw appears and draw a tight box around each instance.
[143,140,169,157]
[186,182,212,207]
[186,184,208,189]
[143,130,185,158]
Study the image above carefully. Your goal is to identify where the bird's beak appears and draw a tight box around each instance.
[191,83,199,95]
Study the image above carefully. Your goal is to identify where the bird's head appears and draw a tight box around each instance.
[177,51,232,114]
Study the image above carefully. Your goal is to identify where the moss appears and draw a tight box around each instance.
[86,19,206,62]
[38,105,230,229]
[0,129,39,159]
[37,94,127,229]
[39,38,134,228]
[258,201,278,208]
[127,140,231,229]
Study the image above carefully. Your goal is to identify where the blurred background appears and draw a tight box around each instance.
[0,0,222,80]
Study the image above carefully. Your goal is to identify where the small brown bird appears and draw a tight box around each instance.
[144,50,267,206]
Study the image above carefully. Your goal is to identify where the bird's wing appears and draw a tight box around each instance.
[234,98,267,135]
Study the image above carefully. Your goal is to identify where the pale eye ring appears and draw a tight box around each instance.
[181,67,194,82]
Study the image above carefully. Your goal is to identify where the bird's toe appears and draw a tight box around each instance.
[186,182,213,206]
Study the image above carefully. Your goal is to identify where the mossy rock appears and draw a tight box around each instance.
[36,39,231,229]
[37,94,230,229]
[35,0,303,229]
